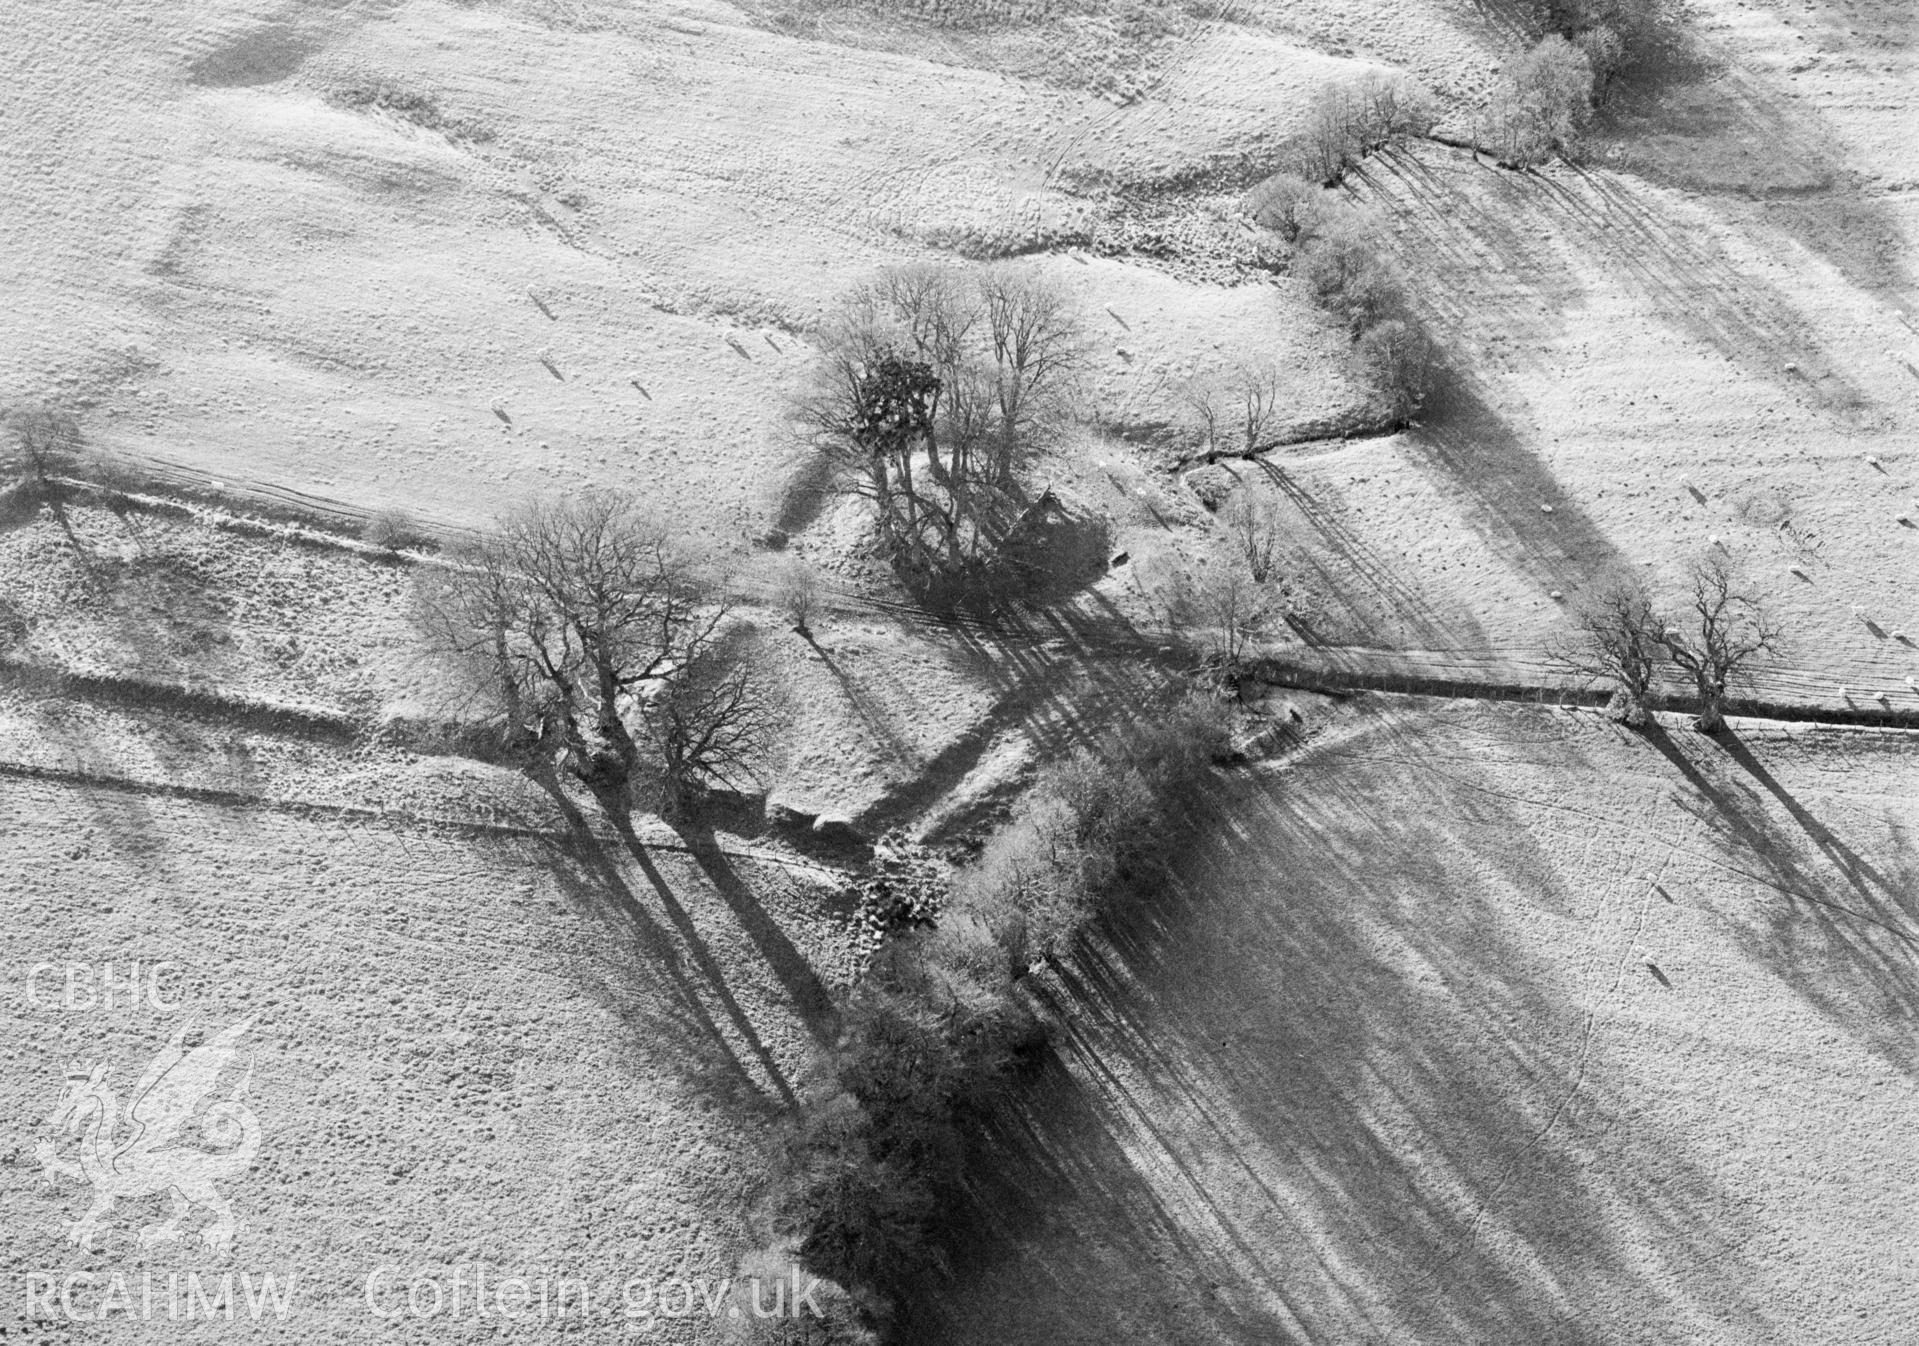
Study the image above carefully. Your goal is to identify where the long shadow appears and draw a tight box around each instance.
[1414,371,1628,595]
[678,824,837,1037]
[771,446,843,539]
[809,640,924,770]
[529,771,799,1109]
[921,706,1800,1345]
[791,586,1173,835]
[852,592,1182,828]
[1364,141,1876,419]
[913,1041,1295,1346]
[1251,456,1491,649]
[1638,722,1912,943]
[1596,30,1916,306]
[1245,350,1622,619]
[522,834,774,1122]
[603,804,802,1107]
[1639,721,1919,1066]
[1718,728,1910,911]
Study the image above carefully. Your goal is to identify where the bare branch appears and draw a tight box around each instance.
[1547,564,1663,725]
[413,490,773,814]
[1654,551,1781,733]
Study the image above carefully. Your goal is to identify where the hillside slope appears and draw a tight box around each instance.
[931,699,1919,1345]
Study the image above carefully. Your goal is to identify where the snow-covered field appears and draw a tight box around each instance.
[3,0,1916,1339]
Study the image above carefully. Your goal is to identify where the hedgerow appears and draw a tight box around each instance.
[744,691,1235,1341]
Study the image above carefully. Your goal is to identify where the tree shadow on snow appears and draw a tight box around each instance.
[527,771,803,1118]
[1361,142,1878,421]
[918,705,1801,1346]
[1642,721,1919,1068]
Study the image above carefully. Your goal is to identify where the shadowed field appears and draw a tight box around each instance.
[926,699,1919,1345]
[0,770,848,1341]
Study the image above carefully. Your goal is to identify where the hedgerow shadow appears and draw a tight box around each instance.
[918,704,1803,1345]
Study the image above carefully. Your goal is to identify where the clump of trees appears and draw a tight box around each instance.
[1294,73,1439,187]
[1481,34,1597,167]
[751,694,1234,1340]
[957,695,1232,964]
[414,489,774,814]
[1293,202,1441,428]
[1533,0,1684,99]
[1236,180,1443,430]
[1355,318,1438,427]
[795,264,1085,605]
[1245,172,1320,242]
[1551,553,1781,732]
[1481,0,1687,164]
[362,507,436,554]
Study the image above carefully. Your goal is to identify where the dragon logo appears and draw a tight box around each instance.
[35,1018,262,1255]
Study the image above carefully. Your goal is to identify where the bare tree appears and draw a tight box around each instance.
[975,265,1083,485]
[866,265,975,371]
[794,327,952,576]
[415,490,770,811]
[1174,565,1278,685]
[1547,564,1664,726]
[1297,83,1360,186]
[3,404,124,588]
[1655,553,1781,733]
[1187,363,1285,461]
[773,555,822,637]
[1231,364,1284,457]
[1226,493,1283,584]
[1186,383,1226,462]
[413,527,545,751]
[7,405,81,482]
[1359,72,1440,142]
[640,626,780,818]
